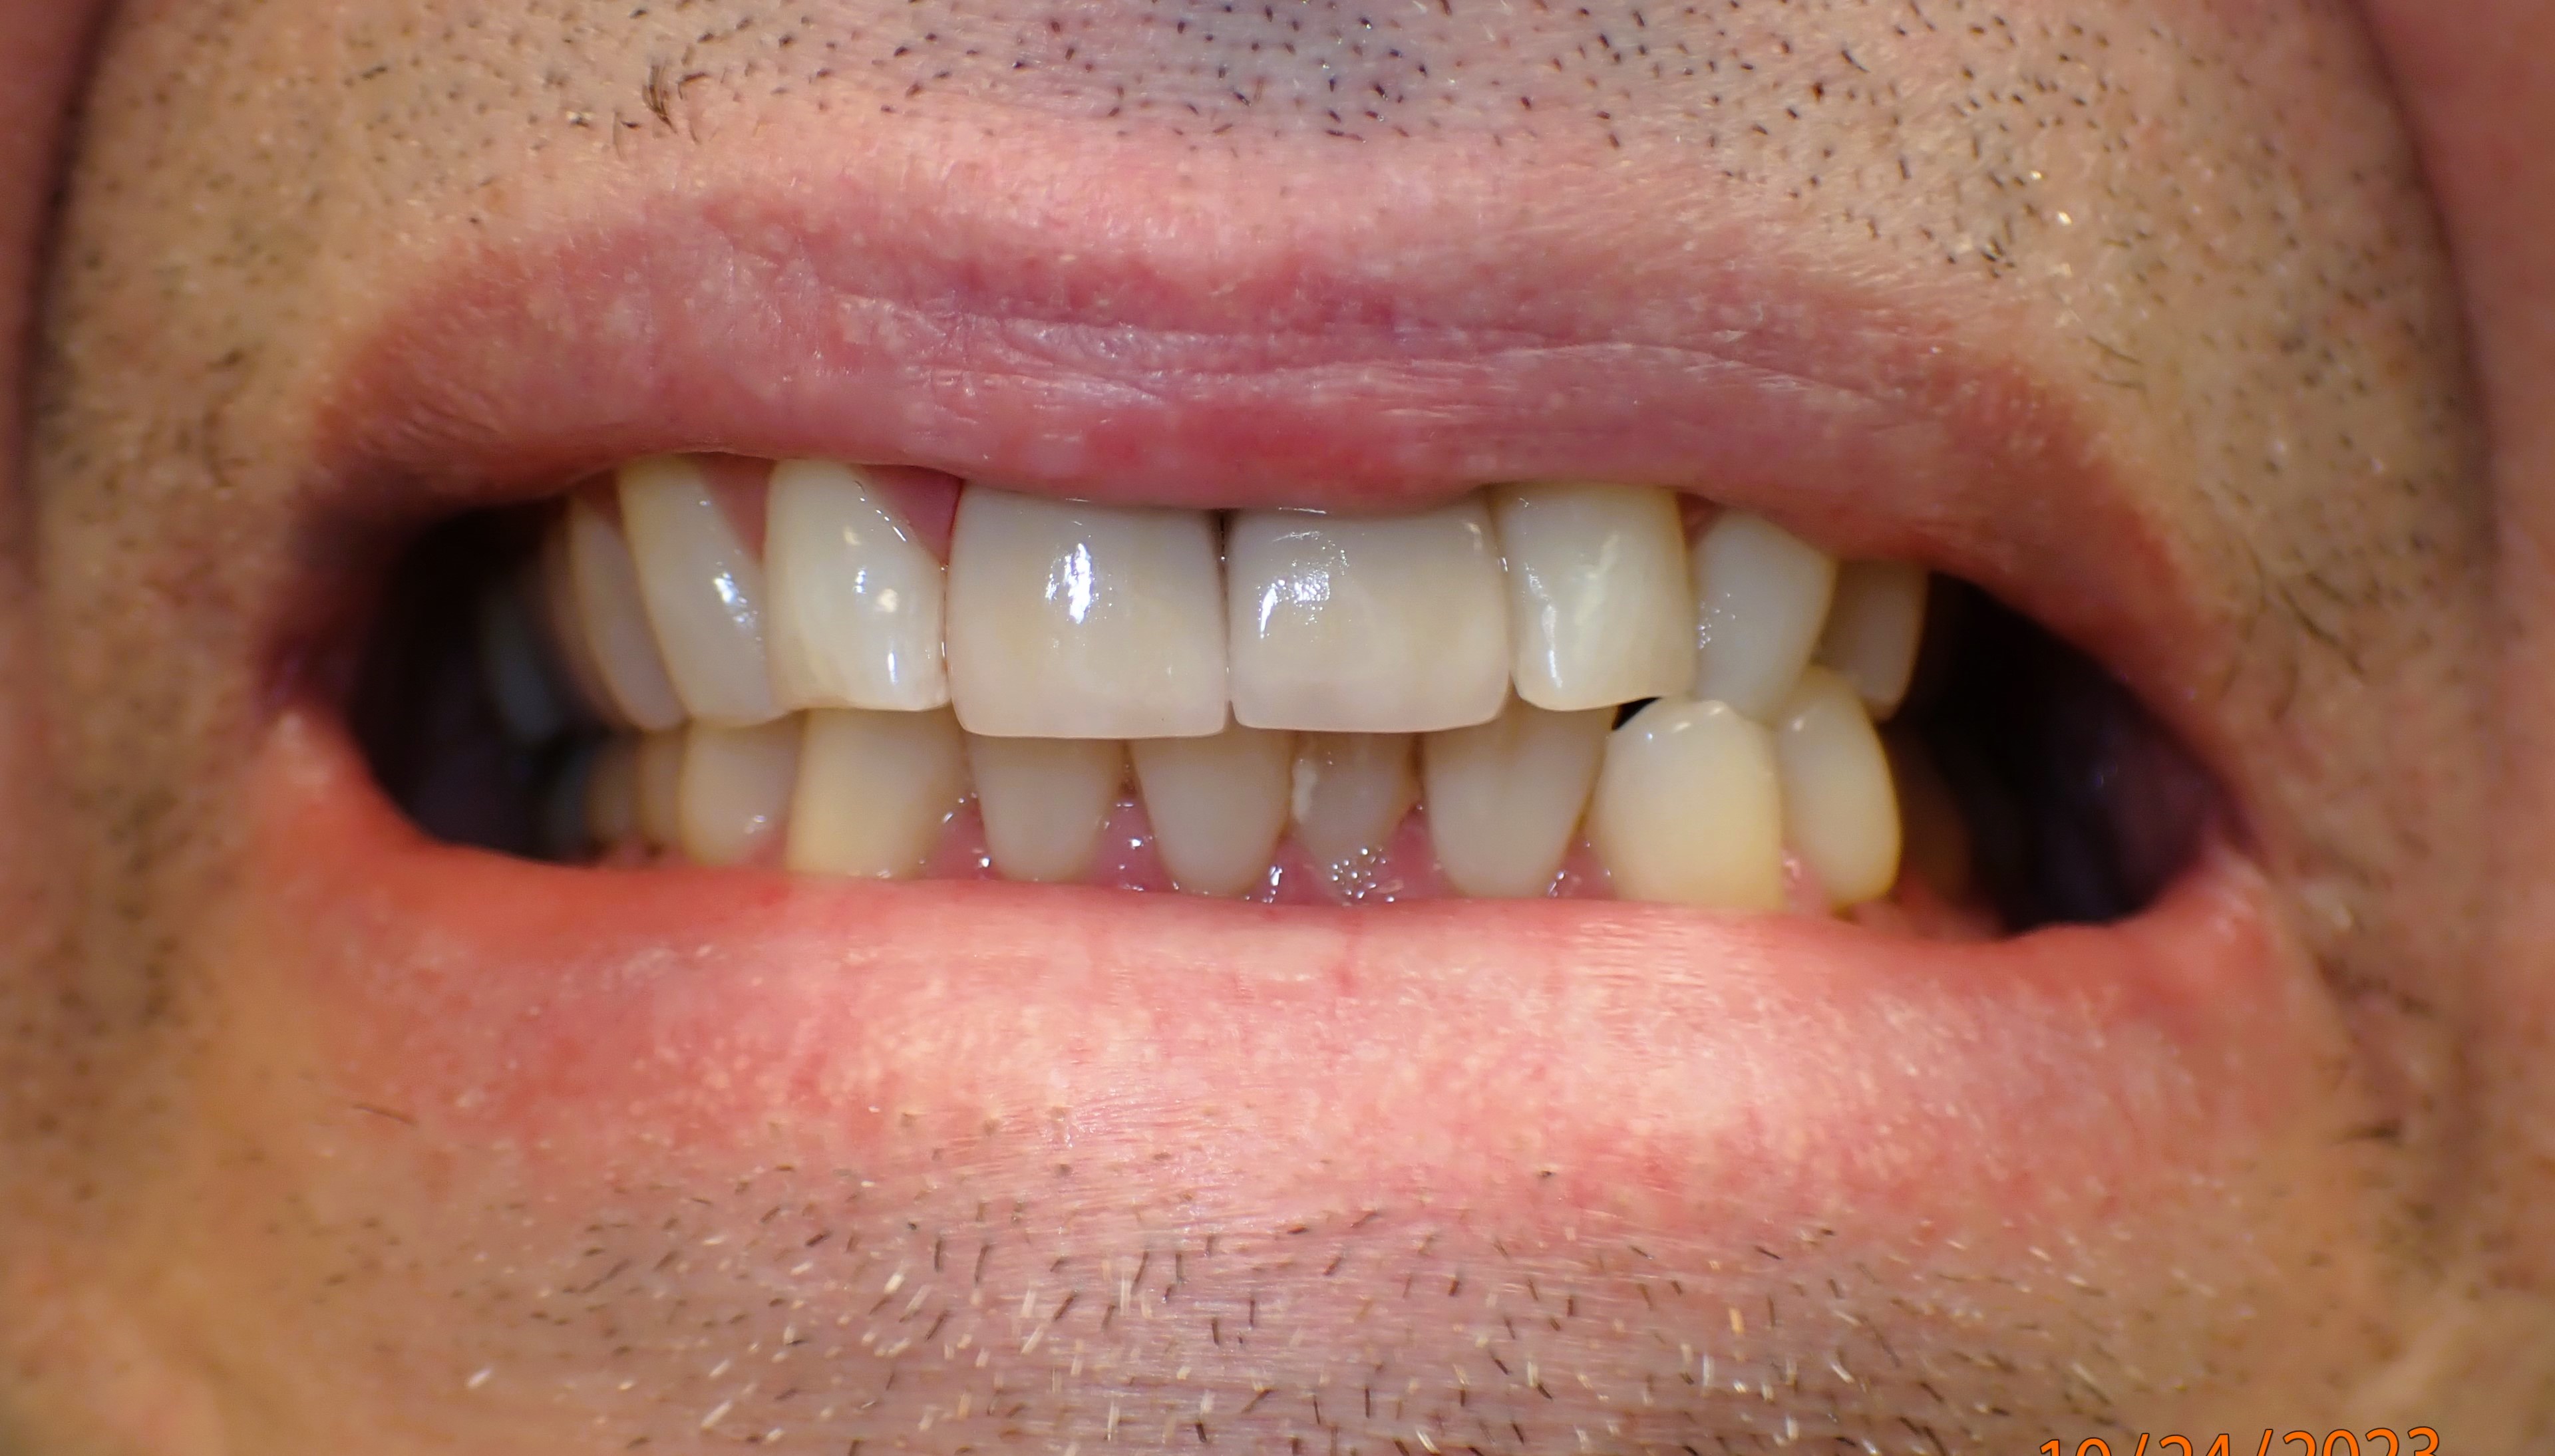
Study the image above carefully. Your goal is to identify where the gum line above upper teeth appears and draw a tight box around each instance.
[495,455,1933,909]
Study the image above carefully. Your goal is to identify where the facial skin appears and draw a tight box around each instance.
[4,0,2554,1449]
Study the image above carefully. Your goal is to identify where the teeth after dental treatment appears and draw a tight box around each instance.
[517,460,1930,910]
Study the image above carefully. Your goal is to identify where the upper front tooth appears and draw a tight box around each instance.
[1421,700,1610,897]
[1689,511,1838,721]
[1815,560,1928,719]
[1590,698,1785,910]
[1130,721,1293,897]
[537,515,624,728]
[967,734,1126,883]
[1290,732,1419,870]
[788,707,969,878]
[677,717,801,867]
[565,496,687,732]
[1773,666,1901,908]
[475,574,571,745]
[618,456,782,726]
[1492,483,1695,711]
[766,460,951,713]
[1228,497,1510,733]
[945,488,1227,739]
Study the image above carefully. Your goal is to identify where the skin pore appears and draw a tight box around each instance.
[4,0,2555,1449]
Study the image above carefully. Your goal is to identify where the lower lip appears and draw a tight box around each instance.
[247,705,2318,1230]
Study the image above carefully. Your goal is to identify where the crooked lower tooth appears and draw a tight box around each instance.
[787,708,969,878]
[1590,698,1785,910]
[1421,701,1610,897]
[1492,483,1695,711]
[1816,560,1928,719]
[475,575,571,745]
[635,728,685,849]
[945,488,1227,739]
[1228,498,1510,733]
[677,718,801,867]
[1130,722,1293,897]
[566,496,687,733]
[1775,667,1901,907]
[585,736,643,849]
[1690,511,1838,721]
[967,735,1125,883]
[618,455,782,726]
[766,460,951,712]
[1290,732,1419,868]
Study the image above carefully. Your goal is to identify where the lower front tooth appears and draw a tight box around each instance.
[1773,666,1901,907]
[619,455,782,726]
[1590,698,1785,910]
[1421,702,1610,897]
[635,728,685,849]
[1130,722,1293,897]
[786,708,969,879]
[1291,732,1419,869]
[967,735,1125,883]
[677,718,802,867]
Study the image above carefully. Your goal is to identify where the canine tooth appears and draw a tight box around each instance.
[538,517,623,726]
[586,736,643,848]
[566,496,687,732]
[1421,702,1610,897]
[1690,511,1838,720]
[945,488,1226,739]
[1492,483,1695,711]
[967,735,1124,883]
[1590,699,1785,910]
[618,455,782,726]
[1130,722,1293,897]
[1228,498,1510,733]
[788,708,969,878]
[766,460,950,712]
[1290,732,1419,867]
[635,729,685,849]
[1774,668,1901,907]
[1815,561,1928,719]
[476,576,571,745]
[677,718,801,867]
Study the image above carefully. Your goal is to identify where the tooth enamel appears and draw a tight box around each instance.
[566,496,687,733]
[476,575,571,745]
[1420,701,1610,897]
[1815,560,1928,720]
[1289,732,1419,868]
[1492,483,1695,711]
[677,717,802,867]
[635,728,685,849]
[966,734,1125,883]
[1130,722,1293,897]
[1590,698,1785,910]
[538,517,623,727]
[585,736,643,849]
[1689,511,1839,721]
[765,460,951,712]
[787,708,969,878]
[1884,730,1974,902]
[1773,667,1902,907]
[1227,498,1511,733]
[617,455,782,726]
[944,488,1227,739]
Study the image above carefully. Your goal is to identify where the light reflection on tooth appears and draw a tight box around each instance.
[476,575,570,745]
[766,460,951,712]
[787,708,970,879]
[618,455,782,726]
[945,488,1227,739]
[1227,498,1510,733]
[586,736,643,850]
[1816,560,1928,719]
[1773,667,1901,907]
[1492,483,1695,711]
[1290,732,1419,869]
[1130,721,1293,897]
[1590,698,1785,910]
[635,729,685,849]
[1421,701,1610,897]
[1690,511,1838,721]
[566,496,687,732]
[967,735,1124,883]
[677,718,802,867]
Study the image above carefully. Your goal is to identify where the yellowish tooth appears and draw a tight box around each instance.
[635,728,685,849]
[618,455,782,726]
[787,708,969,878]
[677,717,801,867]
[566,496,687,732]
[1774,667,1901,907]
[1590,698,1785,910]
[1290,732,1419,868]
[585,736,643,849]
[1492,482,1695,711]
[765,460,951,712]
[1884,730,1974,903]
[1689,511,1838,721]
[475,576,570,745]
[1130,722,1293,897]
[1815,560,1928,719]
[538,516,624,727]
[967,735,1124,883]
[1421,701,1610,897]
